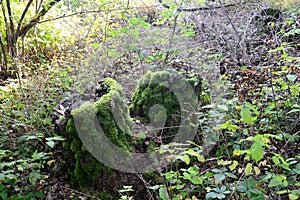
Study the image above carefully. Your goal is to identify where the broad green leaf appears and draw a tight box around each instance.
[269,178,280,187]
[272,156,280,165]
[217,193,226,199]
[250,143,264,162]
[244,178,256,189]
[5,174,17,180]
[176,184,186,189]
[163,171,175,180]
[241,108,252,125]
[159,187,168,200]
[190,177,203,185]
[187,166,199,176]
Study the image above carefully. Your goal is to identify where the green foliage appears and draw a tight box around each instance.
[236,178,264,200]
[0,51,76,198]
[118,185,134,200]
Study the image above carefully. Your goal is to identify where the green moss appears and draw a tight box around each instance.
[130,71,199,143]
[65,78,133,189]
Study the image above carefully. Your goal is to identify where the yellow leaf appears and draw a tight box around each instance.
[254,166,261,175]
[245,163,253,176]
[229,161,238,171]
[218,159,232,165]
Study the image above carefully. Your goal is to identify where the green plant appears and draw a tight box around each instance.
[236,178,264,200]
[206,186,230,200]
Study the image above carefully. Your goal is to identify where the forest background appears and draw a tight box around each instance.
[0,0,299,199]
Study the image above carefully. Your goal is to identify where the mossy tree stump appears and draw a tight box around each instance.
[129,71,200,144]
[64,78,134,189]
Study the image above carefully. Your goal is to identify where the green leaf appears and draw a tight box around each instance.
[46,141,55,148]
[148,185,160,190]
[241,108,252,125]
[179,154,190,165]
[272,156,280,165]
[159,187,168,200]
[182,172,191,180]
[217,104,228,111]
[229,161,238,171]
[269,178,279,187]
[187,166,199,176]
[206,192,218,199]
[5,174,17,180]
[225,172,238,179]
[0,173,5,181]
[46,136,65,141]
[176,184,186,189]
[163,171,175,180]
[250,143,264,162]
[244,178,256,189]
[190,177,203,185]
[286,74,297,82]
[217,193,226,199]
[214,173,225,181]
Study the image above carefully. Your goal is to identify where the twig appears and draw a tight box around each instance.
[37,6,162,24]
[163,0,185,68]
[157,0,236,11]
[136,173,156,200]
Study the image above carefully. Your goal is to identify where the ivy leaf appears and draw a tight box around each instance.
[241,108,252,125]
[250,143,264,162]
